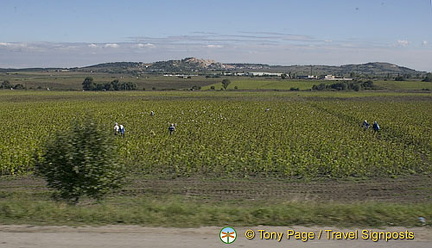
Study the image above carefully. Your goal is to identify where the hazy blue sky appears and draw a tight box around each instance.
[1,0,431,71]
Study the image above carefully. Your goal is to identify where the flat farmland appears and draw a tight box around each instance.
[1,91,430,178]
[0,90,431,227]
[0,71,221,90]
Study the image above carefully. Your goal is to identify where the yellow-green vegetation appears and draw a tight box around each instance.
[1,193,431,227]
[0,90,431,227]
[0,91,431,179]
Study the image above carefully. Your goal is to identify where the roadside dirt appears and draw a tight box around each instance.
[128,175,432,203]
[1,174,432,203]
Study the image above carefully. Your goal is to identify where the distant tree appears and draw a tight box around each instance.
[312,83,327,91]
[395,75,405,81]
[191,85,201,91]
[110,79,120,90]
[312,80,375,92]
[13,84,25,90]
[104,82,113,91]
[122,82,137,90]
[422,73,432,82]
[82,77,95,91]
[361,80,375,89]
[352,84,361,91]
[94,83,105,91]
[35,117,125,204]
[221,79,231,90]
[330,82,347,91]
[1,80,12,89]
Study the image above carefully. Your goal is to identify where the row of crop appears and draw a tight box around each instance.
[124,98,430,178]
[1,92,431,178]
[313,100,431,167]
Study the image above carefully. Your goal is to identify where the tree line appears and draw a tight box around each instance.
[1,80,25,90]
[82,77,137,91]
[312,80,376,91]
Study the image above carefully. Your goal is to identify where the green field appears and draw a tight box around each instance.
[0,89,431,227]
[202,78,318,90]
[374,80,432,91]
[0,71,221,90]
[203,78,432,91]
[1,90,431,178]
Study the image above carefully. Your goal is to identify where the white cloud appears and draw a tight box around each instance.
[206,44,223,48]
[0,42,28,49]
[1,38,431,72]
[136,43,155,48]
[395,40,410,47]
[104,43,119,48]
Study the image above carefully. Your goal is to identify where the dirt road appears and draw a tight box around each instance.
[0,225,431,248]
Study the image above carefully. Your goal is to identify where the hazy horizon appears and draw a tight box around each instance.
[0,58,427,74]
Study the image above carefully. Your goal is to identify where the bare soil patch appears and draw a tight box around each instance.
[1,174,431,204]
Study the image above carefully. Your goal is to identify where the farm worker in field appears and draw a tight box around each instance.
[168,123,176,135]
[119,124,125,137]
[114,123,119,135]
[150,111,155,116]
[362,120,370,130]
[372,121,380,132]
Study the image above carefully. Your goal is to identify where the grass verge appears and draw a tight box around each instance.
[0,192,431,228]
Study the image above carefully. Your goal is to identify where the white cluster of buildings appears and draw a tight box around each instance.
[222,72,283,77]
[323,75,353,80]
[163,74,198,78]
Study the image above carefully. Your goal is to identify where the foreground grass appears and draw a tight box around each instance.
[0,191,430,228]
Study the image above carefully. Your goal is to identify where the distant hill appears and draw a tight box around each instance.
[150,57,226,72]
[0,58,426,77]
[262,62,420,77]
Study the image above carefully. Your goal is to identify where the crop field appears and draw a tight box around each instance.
[1,91,431,179]
[0,90,431,227]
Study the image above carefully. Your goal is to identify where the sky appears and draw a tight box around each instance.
[1,0,431,71]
